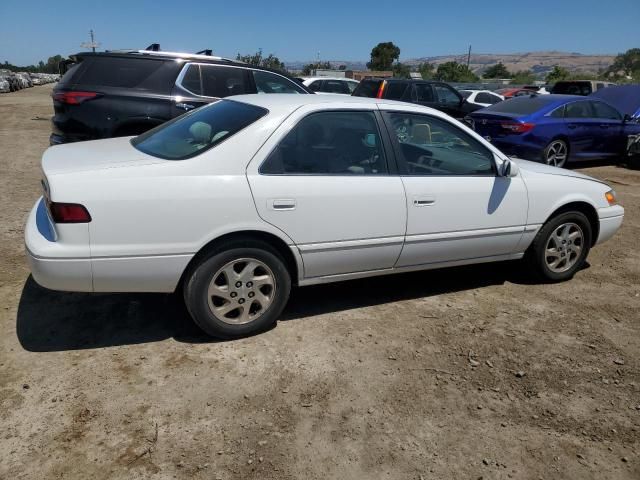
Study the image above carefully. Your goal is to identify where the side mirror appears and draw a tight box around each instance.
[499,158,519,177]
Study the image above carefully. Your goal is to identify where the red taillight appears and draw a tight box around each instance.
[376,81,386,99]
[48,202,92,223]
[500,121,535,133]
[52,91,101,105]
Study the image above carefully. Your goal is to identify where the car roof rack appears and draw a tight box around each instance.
[104,43,236,62]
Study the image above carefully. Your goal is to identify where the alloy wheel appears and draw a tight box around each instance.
[544,222,584,273]
[546,140,568,168]
[206,258,277,325]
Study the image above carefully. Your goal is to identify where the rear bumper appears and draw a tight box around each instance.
[25,198,93,291]
[596,205,624,245]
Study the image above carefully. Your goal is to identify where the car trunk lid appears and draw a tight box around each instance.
[42,136,163,176]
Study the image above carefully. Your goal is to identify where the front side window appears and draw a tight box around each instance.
[591,101,621,120]
[200,65,247,97]
[433,84,461,106]
[260,111,387,175]
[415,84,434,102]
[132,100,267,160]
[253,70,306,94]
[476,92,492,104]
[384,112,494,176]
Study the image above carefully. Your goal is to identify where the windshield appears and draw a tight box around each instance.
[132,100,268,160]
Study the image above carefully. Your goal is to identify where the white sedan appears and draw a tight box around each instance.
[301,77,359,95]
[26,95,624,338]
[459,89,504,107]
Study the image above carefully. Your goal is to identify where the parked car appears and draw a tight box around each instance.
[26,94,623,338]
[352,78,483,119]
[301,77,359,95]
[50,48,311,144]
[496,87,539,99]
[550,80,615,96]
[468,95,631,167]
[0,78,9,93]
[459,89,504,107]
[591,85,640,169]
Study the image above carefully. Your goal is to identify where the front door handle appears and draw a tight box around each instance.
[271,199,296,211]
[413,196,436,207]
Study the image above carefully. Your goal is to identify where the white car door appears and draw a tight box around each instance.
[247,105,407,279]
[380,108,528,267]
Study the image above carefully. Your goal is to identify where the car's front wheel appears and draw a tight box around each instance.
[526,211,592,282]
[543,139,569,168]
[184,243,291,338]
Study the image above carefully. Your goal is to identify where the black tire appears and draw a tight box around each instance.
[183,241,291,339]
[526,211,592,282]
[542,139,569,168]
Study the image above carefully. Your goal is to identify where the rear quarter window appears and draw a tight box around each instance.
[384,83,408,100]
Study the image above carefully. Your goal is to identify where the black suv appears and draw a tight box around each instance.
[352,78,483,119]
[51,48,311,144]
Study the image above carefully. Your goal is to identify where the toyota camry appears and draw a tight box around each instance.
[25,95,624,338]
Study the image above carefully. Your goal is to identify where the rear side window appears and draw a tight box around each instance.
[132,100,267,160]
[565,101,594,118]
[75,57,165,88]
[323,80,350,94]
[385,82,408,100]
[309,80,323,92]
[476,92,492,104]
[260,111,387,175]
[352,80,382,97]
[415,84,434,102]
[180,64,202,95]
[253,70,306,94]
[201,65,248,97]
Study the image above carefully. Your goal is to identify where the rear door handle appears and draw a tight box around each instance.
[413,196,436,207]
[271,199,296,210]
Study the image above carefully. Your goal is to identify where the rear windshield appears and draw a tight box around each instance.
[551,82,592,95]
[74,57,168,89]
[132,100,268,160]
[483,96,556,115]
[352,80,382,97]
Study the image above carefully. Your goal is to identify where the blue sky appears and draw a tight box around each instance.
[1,0,638,65]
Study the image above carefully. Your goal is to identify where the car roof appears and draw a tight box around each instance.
[228,93,445,116]
[303,77,358,82]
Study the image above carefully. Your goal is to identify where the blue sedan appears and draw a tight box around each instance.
[468,94,630,168]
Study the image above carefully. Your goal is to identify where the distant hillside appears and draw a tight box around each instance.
[286,51,616,77]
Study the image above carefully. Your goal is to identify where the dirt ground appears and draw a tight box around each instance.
[0,85,638,480]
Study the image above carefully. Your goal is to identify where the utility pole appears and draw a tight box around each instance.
[81,30,100,53]
[467,45,472,68]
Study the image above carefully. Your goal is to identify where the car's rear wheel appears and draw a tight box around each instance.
[526,211,592,282]
[543,139,569,168]
[184,243,291,338]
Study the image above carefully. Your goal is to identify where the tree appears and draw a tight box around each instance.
[511,70,536,84]
[605,48,640,79]
[435,61,479,82]
[483,62,510,79]
[367,42,400,71]
[393,62,411,79]
[301,61,332,75]
[236,49,286,72]
[417,62,434,80]
[546,65,570,83]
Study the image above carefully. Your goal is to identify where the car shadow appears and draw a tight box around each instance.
[16,261,545,352]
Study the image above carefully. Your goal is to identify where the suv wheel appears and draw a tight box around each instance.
[184,243,291,338]
[526,211,592,282]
